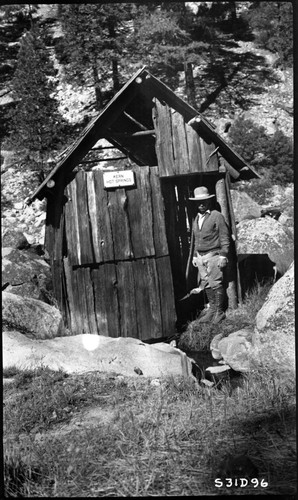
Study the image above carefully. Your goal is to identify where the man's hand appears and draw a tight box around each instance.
[218,256,228,269]
[192,256,199,267]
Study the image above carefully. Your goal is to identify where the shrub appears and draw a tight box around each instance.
[228,118,293,186]
[244,2,293,67]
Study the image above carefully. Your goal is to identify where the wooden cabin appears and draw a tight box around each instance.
[27,67,259,340]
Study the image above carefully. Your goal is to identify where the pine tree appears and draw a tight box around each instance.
[58,4,134,109]
[228,117,293,185]
[244,2,293,66]
[9,26,61,173]
[131,4,208,107]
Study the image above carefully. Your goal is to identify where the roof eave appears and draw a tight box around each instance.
[187,116,260,180]
[26,66,148,205]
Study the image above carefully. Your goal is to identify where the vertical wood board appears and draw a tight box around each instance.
[156,256,177,336]
[126,166,155,258]
[45,171,66,262]
[64,184,79,265]
[162,183,181,273]
[185,125,203,173]
[202,140,219,172]
[92,171,115,262]
[149,167,169,257]
[134,258,163,340]
[86,172,103,262]
[171,110,190,175]
[69,178,82,264]
[152,98,174,176]
[51,259,64,314]
[117,261,138,338]
[76,170,94,265]
[63,257,81,334]
[81,267,98,333]
[215,177,238,308]
[107,188,132,261]
[53,206,65,262]
[44,223,54,258]
[91,265,120,337]
[73,267,90,333]
[215,178,230,227]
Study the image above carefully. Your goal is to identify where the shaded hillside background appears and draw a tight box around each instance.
[0,2,293,236]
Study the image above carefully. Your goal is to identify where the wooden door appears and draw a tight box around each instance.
[62,167,176,340]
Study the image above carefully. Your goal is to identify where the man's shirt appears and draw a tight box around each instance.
[197,209,210,230]
[193,209,230,257]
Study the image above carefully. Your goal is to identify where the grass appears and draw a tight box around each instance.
[3,370,296,496]
[3,281,296,497]
[179,280,272,352]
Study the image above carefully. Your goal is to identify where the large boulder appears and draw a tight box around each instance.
[230,190,262,223]
[210,329,253,372]
[2,229,31,249]
[2,292,64,340]
[251,262,295,376]
[2,331,195,379]
[262,184,294,237]
[2,247,53,303]
[236,217,294,278]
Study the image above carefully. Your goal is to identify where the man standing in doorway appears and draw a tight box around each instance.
[188,186,230,324]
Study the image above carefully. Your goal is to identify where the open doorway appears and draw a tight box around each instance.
[160,173,220,331]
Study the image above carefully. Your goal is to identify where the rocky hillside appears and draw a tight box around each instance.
[0,4,294,247]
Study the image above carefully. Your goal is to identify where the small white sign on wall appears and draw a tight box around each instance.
[103,170,135,189]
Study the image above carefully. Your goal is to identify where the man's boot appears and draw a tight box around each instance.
[212,286,226,324]
[197,287,216,323]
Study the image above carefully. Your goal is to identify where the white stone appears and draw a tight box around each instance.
[201,378,214,387]
[206,365,231,374]
[213,329,254,372]
[150,379,161,386]
[35,212,47,227]
[23,232,36,245]
[14,202,24,210]
[2,332,196,379]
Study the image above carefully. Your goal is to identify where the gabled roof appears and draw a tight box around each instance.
[27,66,259,204]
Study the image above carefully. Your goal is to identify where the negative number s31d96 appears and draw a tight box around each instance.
[215,478,268,488]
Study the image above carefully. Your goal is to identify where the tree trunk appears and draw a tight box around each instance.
[229,2,237,23]
[92,64,103,110]
[108,21,120,92]
[112,59,120,92]
[184,61,196,109]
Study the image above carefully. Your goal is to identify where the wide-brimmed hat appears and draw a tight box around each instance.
[189,186,215,201]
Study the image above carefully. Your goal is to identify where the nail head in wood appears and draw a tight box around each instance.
[46,179,55,188]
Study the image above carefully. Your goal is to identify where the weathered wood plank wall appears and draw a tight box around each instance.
[64,168,168,267]
[152,98,219,176]
[47,167,177,339]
